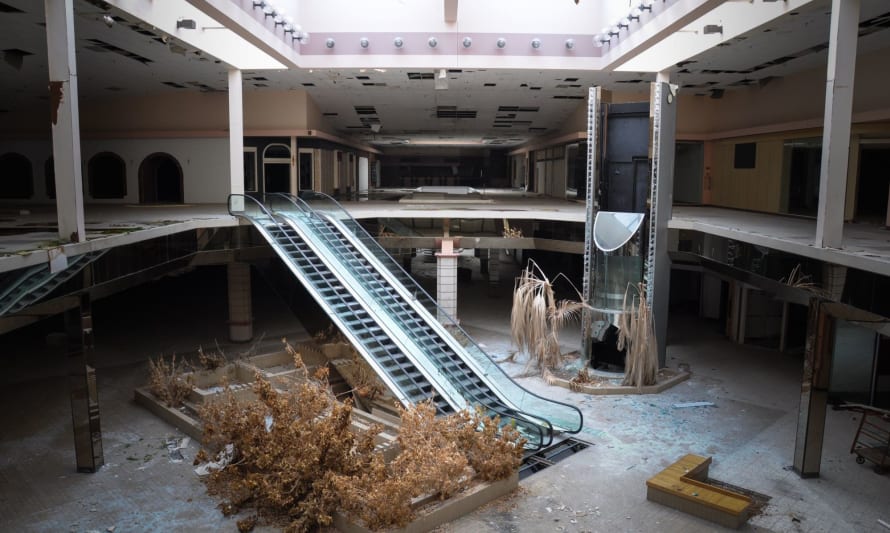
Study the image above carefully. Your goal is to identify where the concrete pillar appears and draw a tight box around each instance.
[66,293,103,472]
[487,248,500,287]
[436,239,459,322]
[815,0,860,249]
[228,69,244,205]
[227,262,253,342]
[45,0,85,243]
[793,299,833,478]
[646,81,677,367]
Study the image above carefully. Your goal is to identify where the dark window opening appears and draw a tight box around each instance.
[733,142,757,169]
[139,152,183,204]
[45,157,55,199]
[0,152,34,199]
[88,152,127,199]
[855,146,890,224]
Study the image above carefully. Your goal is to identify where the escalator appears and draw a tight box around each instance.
[231,193,582,448]
[0,250,106,316]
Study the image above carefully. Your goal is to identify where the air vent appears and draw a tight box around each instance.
[407,72,434,80]
[162,81,187,88]
[84,38,152,64]
[323,112,339,116]
[356,75,370,80]
[553,95,584,99]
[354,106,377,115]
[436,106,477,119]
[302,83,315,86]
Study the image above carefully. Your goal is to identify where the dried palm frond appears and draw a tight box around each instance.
[510,260,590,374]
[617,283,658,387]
[781,264,830,298]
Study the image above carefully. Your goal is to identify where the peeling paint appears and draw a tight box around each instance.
[49,81,63,126]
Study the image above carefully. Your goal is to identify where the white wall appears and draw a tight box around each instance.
[0,137,229,204]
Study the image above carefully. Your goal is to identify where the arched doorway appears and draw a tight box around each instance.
[263,143,291,194]
[139,152,183,204]
[88,152,127,199]
[0,152,34,199]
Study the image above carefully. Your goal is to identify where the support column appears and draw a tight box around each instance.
[815,0,860,249]
[228,69,244,205]
[436,238,460,322]
[45,0,85,243]
[487,248,500,287]
[66,293,103,472]
[793,299,833,478]
[227,262,253,342]
[646,82,678,367]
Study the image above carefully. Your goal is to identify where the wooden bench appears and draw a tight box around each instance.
[646,454,753,529]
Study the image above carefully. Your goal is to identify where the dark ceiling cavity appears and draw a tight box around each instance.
[563,77,579,82]
[354,106,377,115]
[323,112,338,116]
[355,75,370,80]
[616,79,644,83]
[497,106,539,113]
[362,82,387,87]
[436,106,477,119]
[484,83,496,87]
[2,48,32,70]
[84,38,153,64]
[553,95,583,99]
[0,1,23,13]
[162,81,187,88]
[407,72,434,80]
[302,82,315,86]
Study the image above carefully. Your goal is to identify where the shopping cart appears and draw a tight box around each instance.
[841,403,890,475]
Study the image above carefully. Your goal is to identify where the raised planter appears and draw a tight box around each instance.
[549,367,691,395]
[332,472,518,533]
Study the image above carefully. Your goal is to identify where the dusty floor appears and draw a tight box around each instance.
[1,260,888,532]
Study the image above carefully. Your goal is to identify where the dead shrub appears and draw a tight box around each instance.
[147,354,192,407]
[197,344,227,370]
[197,344,524,532]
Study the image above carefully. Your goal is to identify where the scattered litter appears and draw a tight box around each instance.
[878,518,890,530]
[166,437,190,463]
[194,443,234,476]
[672,401,716,409]
[546,507,552,513]
[790,513,802,523]
[107,527,116,533]
[626,465,635,471]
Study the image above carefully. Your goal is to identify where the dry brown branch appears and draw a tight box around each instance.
[782,264,830,298]
[197,341,524,532]
[147,354,192,407]
[617,284,658,387]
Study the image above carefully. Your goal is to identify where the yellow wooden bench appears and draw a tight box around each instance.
[646,454,753,529]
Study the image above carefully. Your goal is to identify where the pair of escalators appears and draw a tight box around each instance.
[230,192,582,450]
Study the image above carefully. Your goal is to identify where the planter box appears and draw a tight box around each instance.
[332,472,518,533]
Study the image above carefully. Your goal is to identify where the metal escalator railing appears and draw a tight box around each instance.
[267,194,548,447]
[0,250,107,316]
[286,191,584,435]
[228,194,453,415]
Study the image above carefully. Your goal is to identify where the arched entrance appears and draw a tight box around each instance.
[263,143,291,194]
[0,152,34,199]
[139,152,183,204]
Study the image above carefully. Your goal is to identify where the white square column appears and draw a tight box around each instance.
[45,0,85,243]
[228,69,245,200]
[436,238,460,323]
[815,0,860,249]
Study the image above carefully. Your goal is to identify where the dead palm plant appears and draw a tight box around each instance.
[617,283,658,387]
[510,260,588,374]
